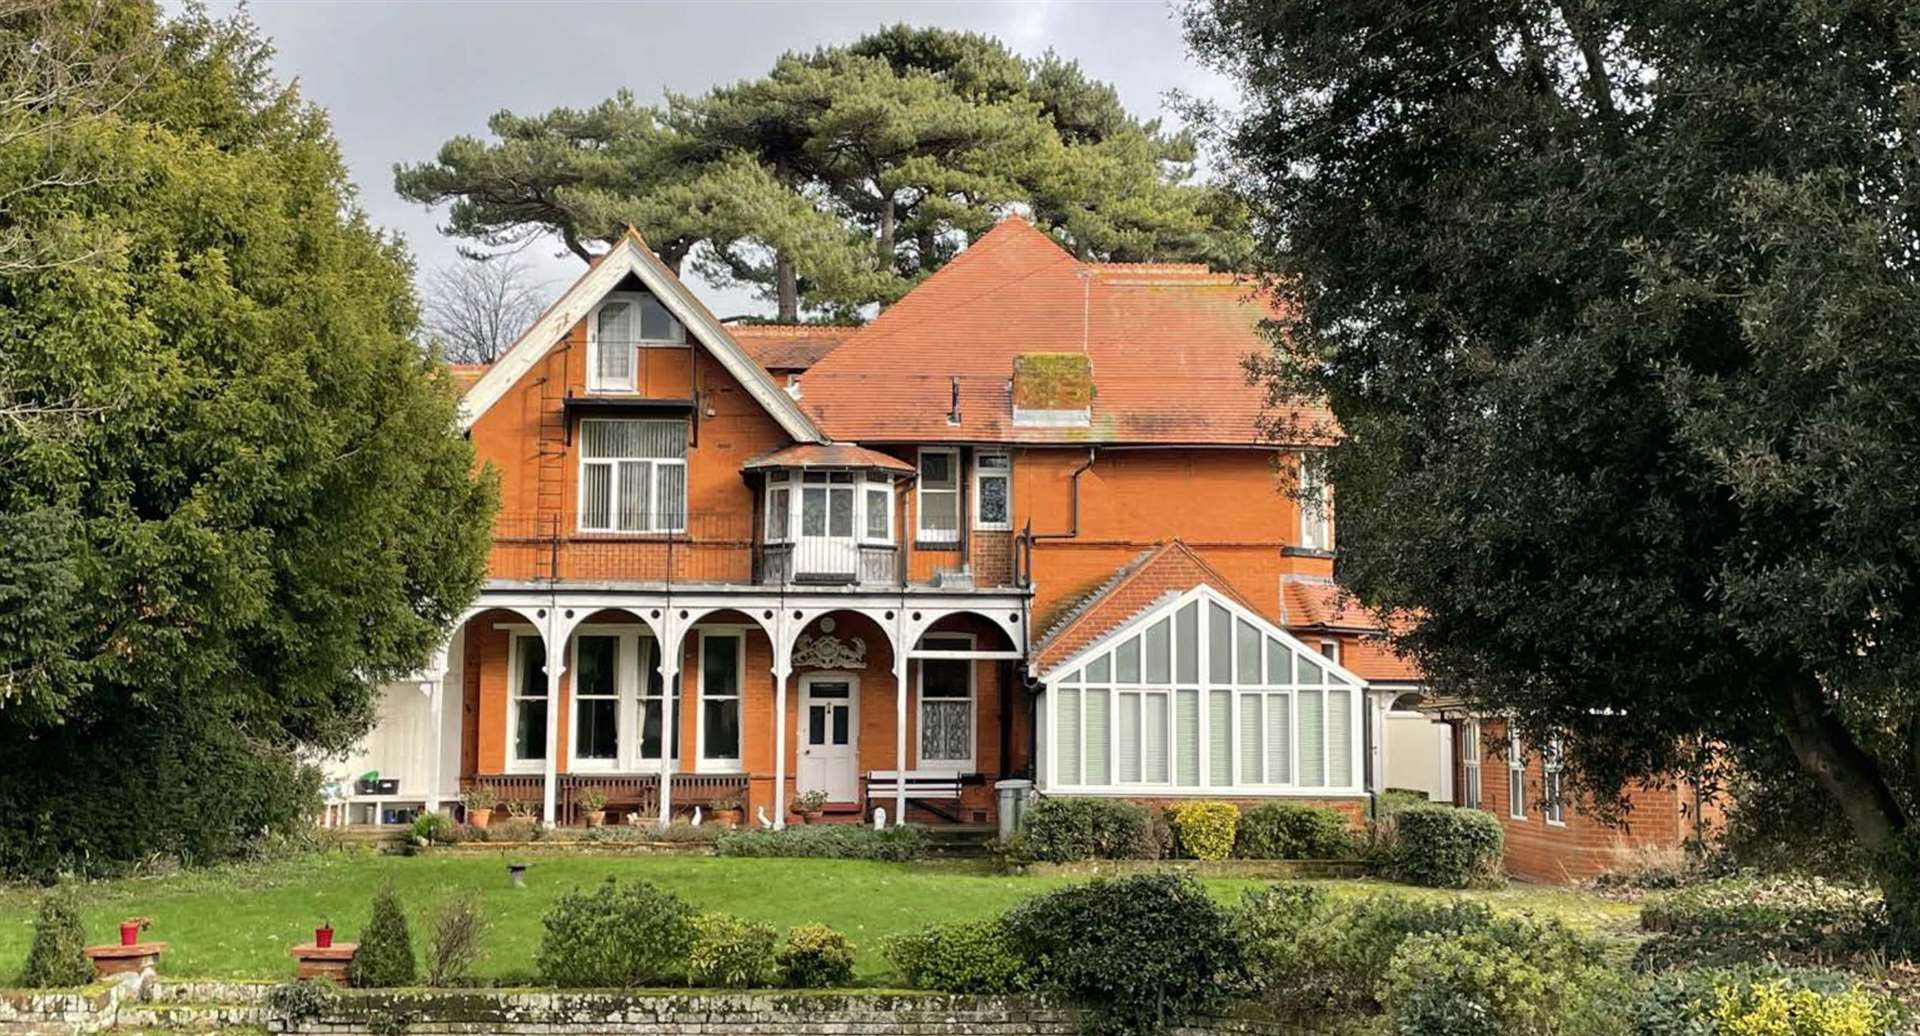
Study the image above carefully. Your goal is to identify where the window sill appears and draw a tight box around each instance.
[915,539,963,551]
[1281,546,1336,558]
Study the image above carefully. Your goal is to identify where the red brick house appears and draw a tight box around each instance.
[329,217,1700,879]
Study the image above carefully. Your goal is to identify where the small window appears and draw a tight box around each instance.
[1508,727,1526,819]
[1462,720,1482,810]
[974,451,1011,530]
[579,419,687,533]
[1544,736,1566,825]
[587,292,684,392]
[1319,639,1340,664]
[766,472,791,543]
[1300,454,1332,551]
[917,448,959,542]
[919,634,974,769]
[864,473,892,542]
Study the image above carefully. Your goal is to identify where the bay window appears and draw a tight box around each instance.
[579,418,687,533]
[766,471,791,542]
[864,472,892,542]
[917,448,959,542]
[918,634,975,770]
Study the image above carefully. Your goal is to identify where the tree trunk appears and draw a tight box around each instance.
[775,253,798,323]
[877,192,896,273]
[1777,675,1905,852]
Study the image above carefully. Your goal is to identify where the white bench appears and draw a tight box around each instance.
[865,770,964,822]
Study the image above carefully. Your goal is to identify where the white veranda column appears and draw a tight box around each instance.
[541,622,567,827]
[657,621,684,828]
[894,659,909,826]
[772,666,791,830]
[422,641,452,813]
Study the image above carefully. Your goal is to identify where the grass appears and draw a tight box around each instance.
[0,849,1642,985]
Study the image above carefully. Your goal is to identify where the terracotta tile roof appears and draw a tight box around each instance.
[741,442,915,474]
[447,363,489,394]
[1341,636,1424,683]
[1278,576,1386,632]
[797,217,1335,446]
[1031,541,1263,675]
[727,324,855,373]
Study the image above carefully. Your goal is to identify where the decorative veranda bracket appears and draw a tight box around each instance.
[792,633,868,670]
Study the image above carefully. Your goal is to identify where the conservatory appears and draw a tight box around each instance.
[1035,584,1367,798]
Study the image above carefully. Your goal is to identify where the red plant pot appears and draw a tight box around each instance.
[315,926,334,949]
[119,922,140,947]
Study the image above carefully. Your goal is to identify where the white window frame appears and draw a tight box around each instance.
[695,627,745,773]
[1462,720,1482,810]
[1508,726,1526,819]
[916,633,976,772]
[577,418,687,534]
[973,450,1011,531]
[507,631,548,773]
[586,291,686,393]
[568,627,626,772]
[862,471,894,544]
[764,471,792,544]
[916,447,960,543]
[1299,453,1332,552]
[1544,735,1566,826]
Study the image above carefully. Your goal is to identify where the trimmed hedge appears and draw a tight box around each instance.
[1012,796,1157,862]
[885,919,1031,994]
[1004,873,1241,1036]
[1234,803,1354,860]
[1169,801,1238,861]
[713,824,923,861]
[1387,804,1503,888]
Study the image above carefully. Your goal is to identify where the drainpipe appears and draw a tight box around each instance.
[1023,448,1096,549]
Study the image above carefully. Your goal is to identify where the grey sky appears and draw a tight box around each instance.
[203,0,1234,318]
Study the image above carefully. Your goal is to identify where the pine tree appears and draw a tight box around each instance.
[347,883,417,988]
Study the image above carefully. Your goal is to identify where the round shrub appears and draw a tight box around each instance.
[347,882,417,988]
[1013,796,1156,862]
[1169,801,1238,861]
[884,918,1030,994]
[1235,803,1354,860]
[1389,804,1504,888]
[17,891,90,988]
[687,912,778,988]
[537,877,695,987]
[1003,873,1242,1035]
[778,923,855,988]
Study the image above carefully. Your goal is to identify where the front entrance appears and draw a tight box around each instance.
[798,673,860,803]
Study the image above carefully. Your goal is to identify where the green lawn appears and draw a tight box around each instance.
[0,850,1641,985]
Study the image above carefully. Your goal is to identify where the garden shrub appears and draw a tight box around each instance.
[1235,803,1354,859]
[537,878,695,987]
[1634,964,1900,1036]
[1636,873,1887,970]
[885,919,1031,994]
[347,883,417,988]
[713,824,922,861]
[687,912,778,988]
[1389,804,1504,888]
[1002,874,1242,1035]
[425,894,487,987]
[17,891,90,988]
[1012,796,1156,862]
[266,979,340,1023]
[1377,929,1628,1036]
[777,923,855,988]
[1169,801,1238,861]
[410,811,456,845]
[655,819,723,844]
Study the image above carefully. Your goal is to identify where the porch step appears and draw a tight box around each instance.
[918,825,997,859]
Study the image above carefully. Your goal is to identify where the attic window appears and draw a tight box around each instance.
[589,291,685,392]
[1011,353,1092,427]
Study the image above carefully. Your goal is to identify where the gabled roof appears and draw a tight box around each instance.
[727,324,854,373]
[1031,541,1263,676]
[1278,575,1424,683]
[797,218,1335,446]
[742,443,915,475]
[458,230,824,443]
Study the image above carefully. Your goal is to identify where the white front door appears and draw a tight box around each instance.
[799,674,859,803]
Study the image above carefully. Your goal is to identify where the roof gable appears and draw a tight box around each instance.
[458,231,824,443]
[1031,540,1264,675]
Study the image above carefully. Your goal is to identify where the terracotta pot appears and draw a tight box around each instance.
[714,809,743,829]
[468,808,493,829]
[797,811,819,825]
[584,811,605,828]
[119,922,140,947]
[315,926,334,949]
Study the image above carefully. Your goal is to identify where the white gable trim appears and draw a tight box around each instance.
[457,235,825,443]
[1033,582,1371,689]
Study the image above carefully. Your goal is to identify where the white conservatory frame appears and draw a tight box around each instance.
[1035,583,1370,798]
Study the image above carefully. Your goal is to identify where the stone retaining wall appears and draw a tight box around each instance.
[1,982,1309,1036]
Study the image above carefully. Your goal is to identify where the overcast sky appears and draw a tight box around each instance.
[199,0,1236,318]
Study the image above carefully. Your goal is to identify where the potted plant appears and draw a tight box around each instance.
[710,794,745,828]
[462,784,498,829]
[119,917,151,947]
[574,787,608,828]
[315,920,334,949]
[791,789,829,824]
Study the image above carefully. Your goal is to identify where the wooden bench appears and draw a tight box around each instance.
[865,770,964,824]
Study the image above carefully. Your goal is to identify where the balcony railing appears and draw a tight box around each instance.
[489,512,903,588]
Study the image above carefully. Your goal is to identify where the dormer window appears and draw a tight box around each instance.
[588,291,685,392]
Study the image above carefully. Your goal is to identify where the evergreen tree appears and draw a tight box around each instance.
[348,883,417,988]
[0,2,494,877]
[18,892,90,988]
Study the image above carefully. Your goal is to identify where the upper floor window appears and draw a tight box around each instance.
[1300,454,1332,551]
[918,448,959,542]
[864,472,893,543]
[974,451,1011,530]
[579,418,687,533]
[588,292,685,392]
[764,469,894,546]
